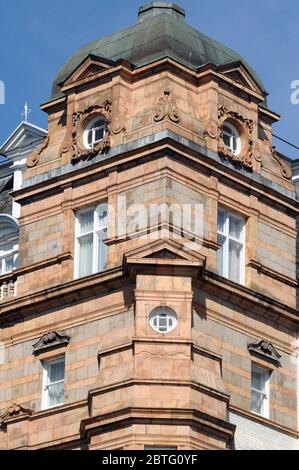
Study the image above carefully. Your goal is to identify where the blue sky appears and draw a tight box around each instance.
[0,0,298,157]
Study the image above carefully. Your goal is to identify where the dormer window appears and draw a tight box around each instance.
[83,117,106,150]
[222,122,241,156]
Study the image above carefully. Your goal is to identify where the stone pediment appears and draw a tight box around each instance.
[61,54,118,88]
[218,61,265,97]
[0,403,33,426]
[248,340,282,365]
[124,239,206,270]
[32,331,71,355]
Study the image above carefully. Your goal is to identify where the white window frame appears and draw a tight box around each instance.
[83,116,106,150]
[149,308,178,334]
[42,357,65,410]
[0,241,18,276]
[222,121,241,156]
[251,364,270,419]
[74,202,108,279]
[217,208,245,285]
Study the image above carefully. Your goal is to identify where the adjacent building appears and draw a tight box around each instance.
[0,3,298,450]
[0,122,47,302]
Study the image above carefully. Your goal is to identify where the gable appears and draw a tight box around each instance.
[0,122,47,156]
[61,55,118,88]
[218,61,265,96]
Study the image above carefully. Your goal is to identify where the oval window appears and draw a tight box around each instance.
[149,307,178,334]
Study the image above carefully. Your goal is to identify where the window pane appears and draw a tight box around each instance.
[79,234,93,277]
[229,240,242,283]
[251,389,264,415]
[98,230,107,272]
[229,215,243,240]
[223,133,231,149]
[95,126,104,143]
[49,361,65,383]
[48,381,64,407]
[78,210,94,235]
[87,130,93,146]
[217,234,226,276]
[252,369,263,391]
[218,211,226,233]
[98,204,108,229]
[4,256,14,273]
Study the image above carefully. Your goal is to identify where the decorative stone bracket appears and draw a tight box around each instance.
[27,136,50,168]
[154,90,180,124]
[60,100,112,162]
[271,146,292,180]
[247,340,282,365]
[32,331,71,356]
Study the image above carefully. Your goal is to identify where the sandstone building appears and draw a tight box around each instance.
[0,3,298,450]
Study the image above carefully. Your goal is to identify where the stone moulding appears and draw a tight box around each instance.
[271,146,292,180]
[27,136,50,168]
[154,90,180,123]
[0,403,33,427]
[32,331,71,356]
[217,105,255,171]
[61,100,112,162]
[247,340,282,365]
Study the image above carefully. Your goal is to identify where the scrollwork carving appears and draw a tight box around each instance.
[59,100,112,162]
[33,331,71,355]
[248,340,281,364]
[27,136,50,168]
[0,404,33,426]
[271,146,292,180]
[154,90,180,123]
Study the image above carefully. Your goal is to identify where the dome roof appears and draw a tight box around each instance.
[51,2,266,99]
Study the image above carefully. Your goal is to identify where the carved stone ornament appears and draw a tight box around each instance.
[0,403,33,426]
[271,146,292,180]
[32,331,71,356]
[206,120,219,139]
[248,340,282,364]
[27,136,50,168]
[61,100,112,162]
[112,117,126,135]
[218,105,254,170]
[154,90,180,124]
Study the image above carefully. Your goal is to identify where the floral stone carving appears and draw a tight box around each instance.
[154,90,180,123]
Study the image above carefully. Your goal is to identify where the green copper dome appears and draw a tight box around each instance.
[51,2,266,99]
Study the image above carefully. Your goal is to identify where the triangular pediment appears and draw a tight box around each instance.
[62,54,117,87]
[124,239,206,269]
[0,122,47,158]
[218,61,265,96]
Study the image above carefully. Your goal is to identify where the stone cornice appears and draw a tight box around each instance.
[80,405,235,447]
[15,131,298,211]
[247,260,297,287]
[203,271,299,327]
[1,264,298,328]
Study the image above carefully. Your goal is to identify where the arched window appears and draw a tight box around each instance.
[83,117,106,150]
[222,122,241,156]
[0,215,19,275]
